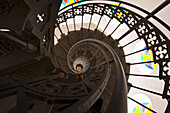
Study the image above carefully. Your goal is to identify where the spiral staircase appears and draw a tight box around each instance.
[0,0,169,113]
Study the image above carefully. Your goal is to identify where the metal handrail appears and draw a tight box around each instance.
[58,0,169,31]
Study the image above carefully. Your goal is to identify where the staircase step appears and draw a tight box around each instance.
[68,31,81,45]
[55,43,67,58]
[79,29,94,39]
[58,35,72,51]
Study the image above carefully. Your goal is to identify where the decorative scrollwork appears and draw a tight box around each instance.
[73,7,83,15]
[93,4,104,15]
[84,5,93,14]
[26,77,90,97]
[56,13,66,24]
[65,11,74,19]
[104,5,114,18]
[160,60,170,77]
[0,37,18,58]
[154,44,169,60]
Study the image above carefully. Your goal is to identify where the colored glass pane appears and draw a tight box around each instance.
[61,0,82,9]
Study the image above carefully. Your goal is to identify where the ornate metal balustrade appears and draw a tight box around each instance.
[54,0,170,112]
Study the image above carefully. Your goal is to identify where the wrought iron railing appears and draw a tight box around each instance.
[54,0,170,112]
[0,0,169,113]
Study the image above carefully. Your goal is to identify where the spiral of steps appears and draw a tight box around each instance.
[0,0,169,113]
[53,29,130,113]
